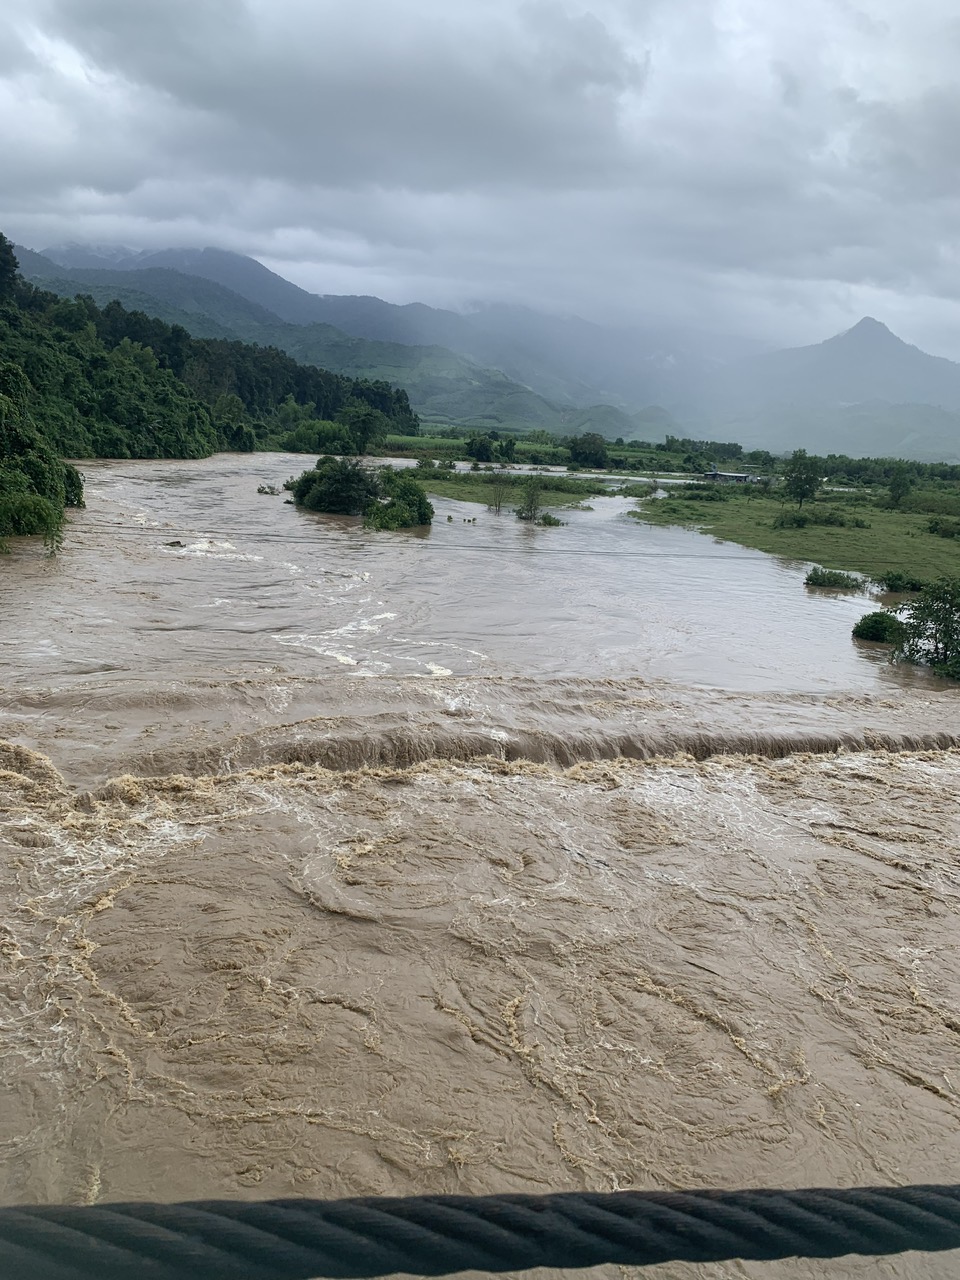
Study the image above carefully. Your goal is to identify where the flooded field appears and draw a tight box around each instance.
[2,454,959,1280]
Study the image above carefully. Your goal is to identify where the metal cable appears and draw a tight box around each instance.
[3,1185,959,1279]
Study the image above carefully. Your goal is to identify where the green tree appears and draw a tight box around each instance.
[466,434,496,462]
[288,456,380,514]
[488,475,510,515]
[888,462,913,507]
[783,449,823,508]
[367,469,434,529]
[568,432,609,468]
[335,403,391,454]
[0,233,18,302]
[516,477,543,522]
[894,577,960,678]
[853,611,904,643]
[0,359,83,547]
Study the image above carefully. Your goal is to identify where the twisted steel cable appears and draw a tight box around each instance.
[2,1185,959,1279]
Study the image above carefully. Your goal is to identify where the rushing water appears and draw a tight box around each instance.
[2,453,960,1280]
[0,452,947,692]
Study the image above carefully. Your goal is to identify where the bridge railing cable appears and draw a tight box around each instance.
[2,1184,959,1279]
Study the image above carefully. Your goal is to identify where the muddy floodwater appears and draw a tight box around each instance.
[2,453,959,1280]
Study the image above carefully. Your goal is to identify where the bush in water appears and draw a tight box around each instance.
[873,570,927,592]
[287,456,380,515]
[805,566,862,589]
[365,469,434,529]
[853,612,905,643]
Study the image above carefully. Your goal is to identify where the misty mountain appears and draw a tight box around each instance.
[42,242,146,270]
[12,244,69,279]
[699,318,960,413]
[29,268,271,341]
[686,318,960,459]
[42,243,758,410]
[256,322,582,432]
[28,243,960,459]
[22,247,635,433]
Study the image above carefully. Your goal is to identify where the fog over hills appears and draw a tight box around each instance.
[696,319,960,414]
[683,319,960,459]
[41,243,755,409]
[22,242,960,459]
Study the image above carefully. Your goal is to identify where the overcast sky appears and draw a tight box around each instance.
[4,0,960,352]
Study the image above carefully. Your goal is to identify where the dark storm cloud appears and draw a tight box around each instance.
[31,0,649,188]
[5,0,960,351]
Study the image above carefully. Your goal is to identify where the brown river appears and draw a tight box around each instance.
[2,453,959,1279]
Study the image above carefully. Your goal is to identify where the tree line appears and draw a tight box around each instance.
[0,232,420,542]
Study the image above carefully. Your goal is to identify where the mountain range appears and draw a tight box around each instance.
[16,241,960,460]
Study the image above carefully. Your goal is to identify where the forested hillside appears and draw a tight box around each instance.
[20,249,607,434]
[0,233,419,541]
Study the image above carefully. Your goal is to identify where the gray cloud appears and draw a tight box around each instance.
[5,0,960,354]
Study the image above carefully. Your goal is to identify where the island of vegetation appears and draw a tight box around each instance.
[286,457,434,529]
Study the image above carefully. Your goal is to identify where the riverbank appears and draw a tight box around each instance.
[633,487,960,580]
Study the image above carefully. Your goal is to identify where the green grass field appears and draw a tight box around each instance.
[419,469,606,509]
[634,489,960,580]
[421,478,598,508]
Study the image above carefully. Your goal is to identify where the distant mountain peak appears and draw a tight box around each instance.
[835,316,902,345]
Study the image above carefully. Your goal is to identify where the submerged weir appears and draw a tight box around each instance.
[2,454,959,1279]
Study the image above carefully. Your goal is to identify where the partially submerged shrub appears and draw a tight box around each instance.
[516,477,543,522]
[853,611,905,643]
[873,570,926,592]
[0,492,63,549]
[365,469,434,529]
[805,566,862,589]
[286,456,380,514]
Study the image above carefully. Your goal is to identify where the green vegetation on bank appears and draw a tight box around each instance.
[633,482,960,581]
[0,232,423,544]
[376,430,775,473]
[381,428,960,487]
[0,359,84,547]
[1,237,84,544]
[1,232,417,457]
[412,465,606,509]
